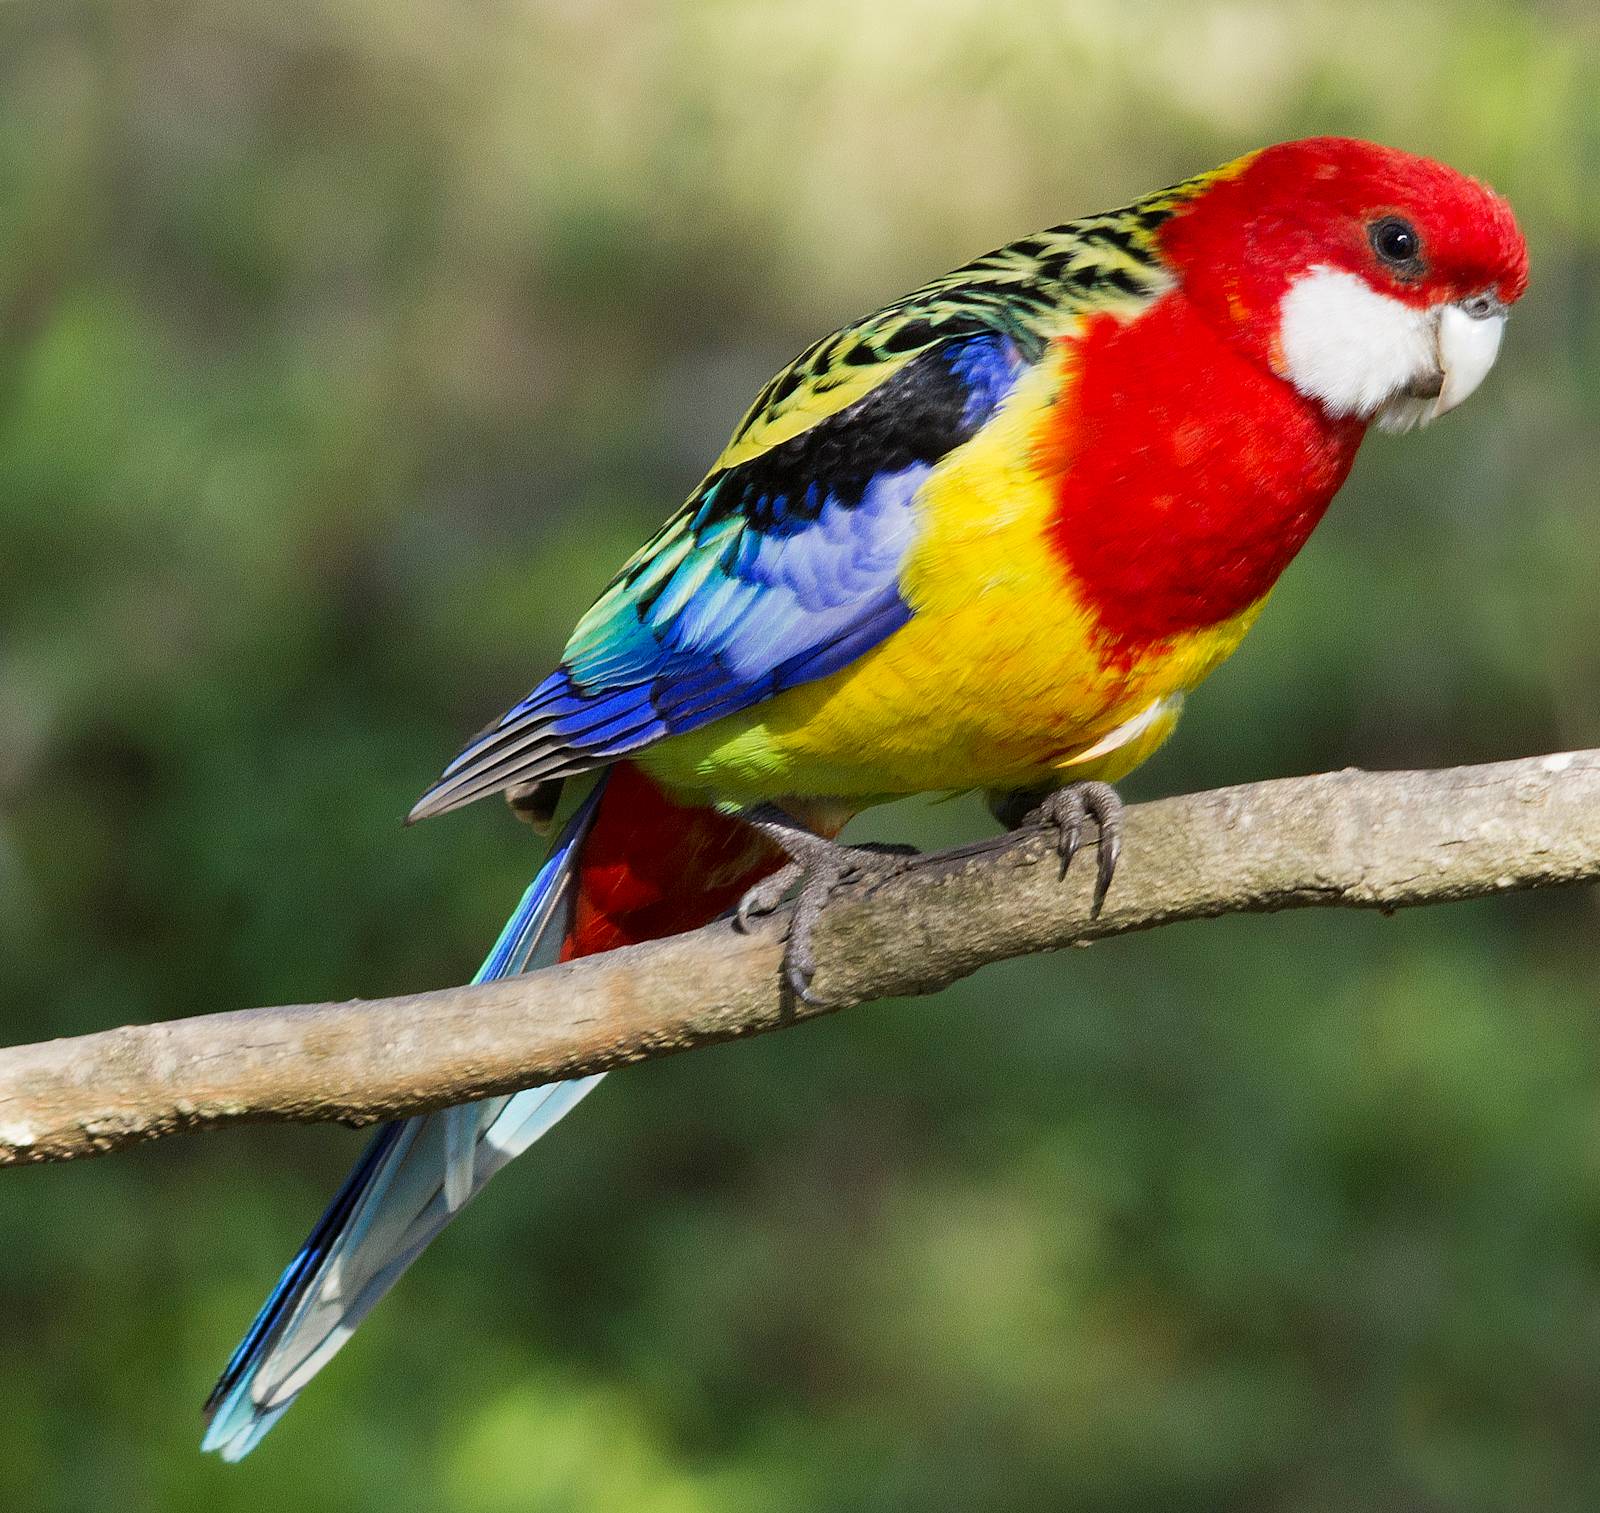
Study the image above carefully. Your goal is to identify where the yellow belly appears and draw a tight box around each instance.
[638,361,1265,807]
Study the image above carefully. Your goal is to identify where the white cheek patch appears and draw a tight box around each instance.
[1278,267,1437,420]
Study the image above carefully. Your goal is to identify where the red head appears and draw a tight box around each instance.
[1158,137,1529,430]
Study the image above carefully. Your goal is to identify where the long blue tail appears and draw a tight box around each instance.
[201,777,609,1461]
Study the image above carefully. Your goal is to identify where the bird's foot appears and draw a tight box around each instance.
[735,806,917,1005]
[992,780,1123,916]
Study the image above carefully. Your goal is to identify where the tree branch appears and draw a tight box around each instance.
[3,750,1597,1168]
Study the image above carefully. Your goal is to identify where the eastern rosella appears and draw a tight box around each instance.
[203,136,1529,1457]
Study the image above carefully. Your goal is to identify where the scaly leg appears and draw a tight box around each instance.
[734,804,916,1004]
[987,780,1124,916]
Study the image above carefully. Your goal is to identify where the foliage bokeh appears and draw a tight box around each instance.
[2,2,1599,1508]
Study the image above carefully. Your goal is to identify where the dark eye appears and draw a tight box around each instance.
[1369,216,1422,268]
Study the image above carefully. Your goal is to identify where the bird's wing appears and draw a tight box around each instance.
[409,316,1031,820]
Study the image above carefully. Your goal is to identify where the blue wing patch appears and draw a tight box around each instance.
[410,332,1027,821]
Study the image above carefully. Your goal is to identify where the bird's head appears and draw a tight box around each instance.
[1158,136,1529,431]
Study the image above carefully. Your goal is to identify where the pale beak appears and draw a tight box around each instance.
[1431,297,1507,419]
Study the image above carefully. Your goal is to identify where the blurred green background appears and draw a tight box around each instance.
[2,2,1598,1509]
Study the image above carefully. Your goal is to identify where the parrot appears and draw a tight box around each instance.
[202,136,1529,1458]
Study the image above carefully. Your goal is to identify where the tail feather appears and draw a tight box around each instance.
[202,764,781,1461]
[202,778,609,1461]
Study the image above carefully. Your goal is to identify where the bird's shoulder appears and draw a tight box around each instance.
[715,170,1220,474]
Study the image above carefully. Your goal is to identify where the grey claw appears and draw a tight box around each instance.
[786,957,822,1006]
[1054,795,1086,877]
[1091,819,1121,917]
[735,862,802,933]
[1081,783,1123,915]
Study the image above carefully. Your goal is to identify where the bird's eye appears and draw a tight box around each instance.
[1369,216,1422,269]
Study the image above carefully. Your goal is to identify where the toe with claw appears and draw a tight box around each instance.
[991,780,1124,916]
[734,806,916,1004]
